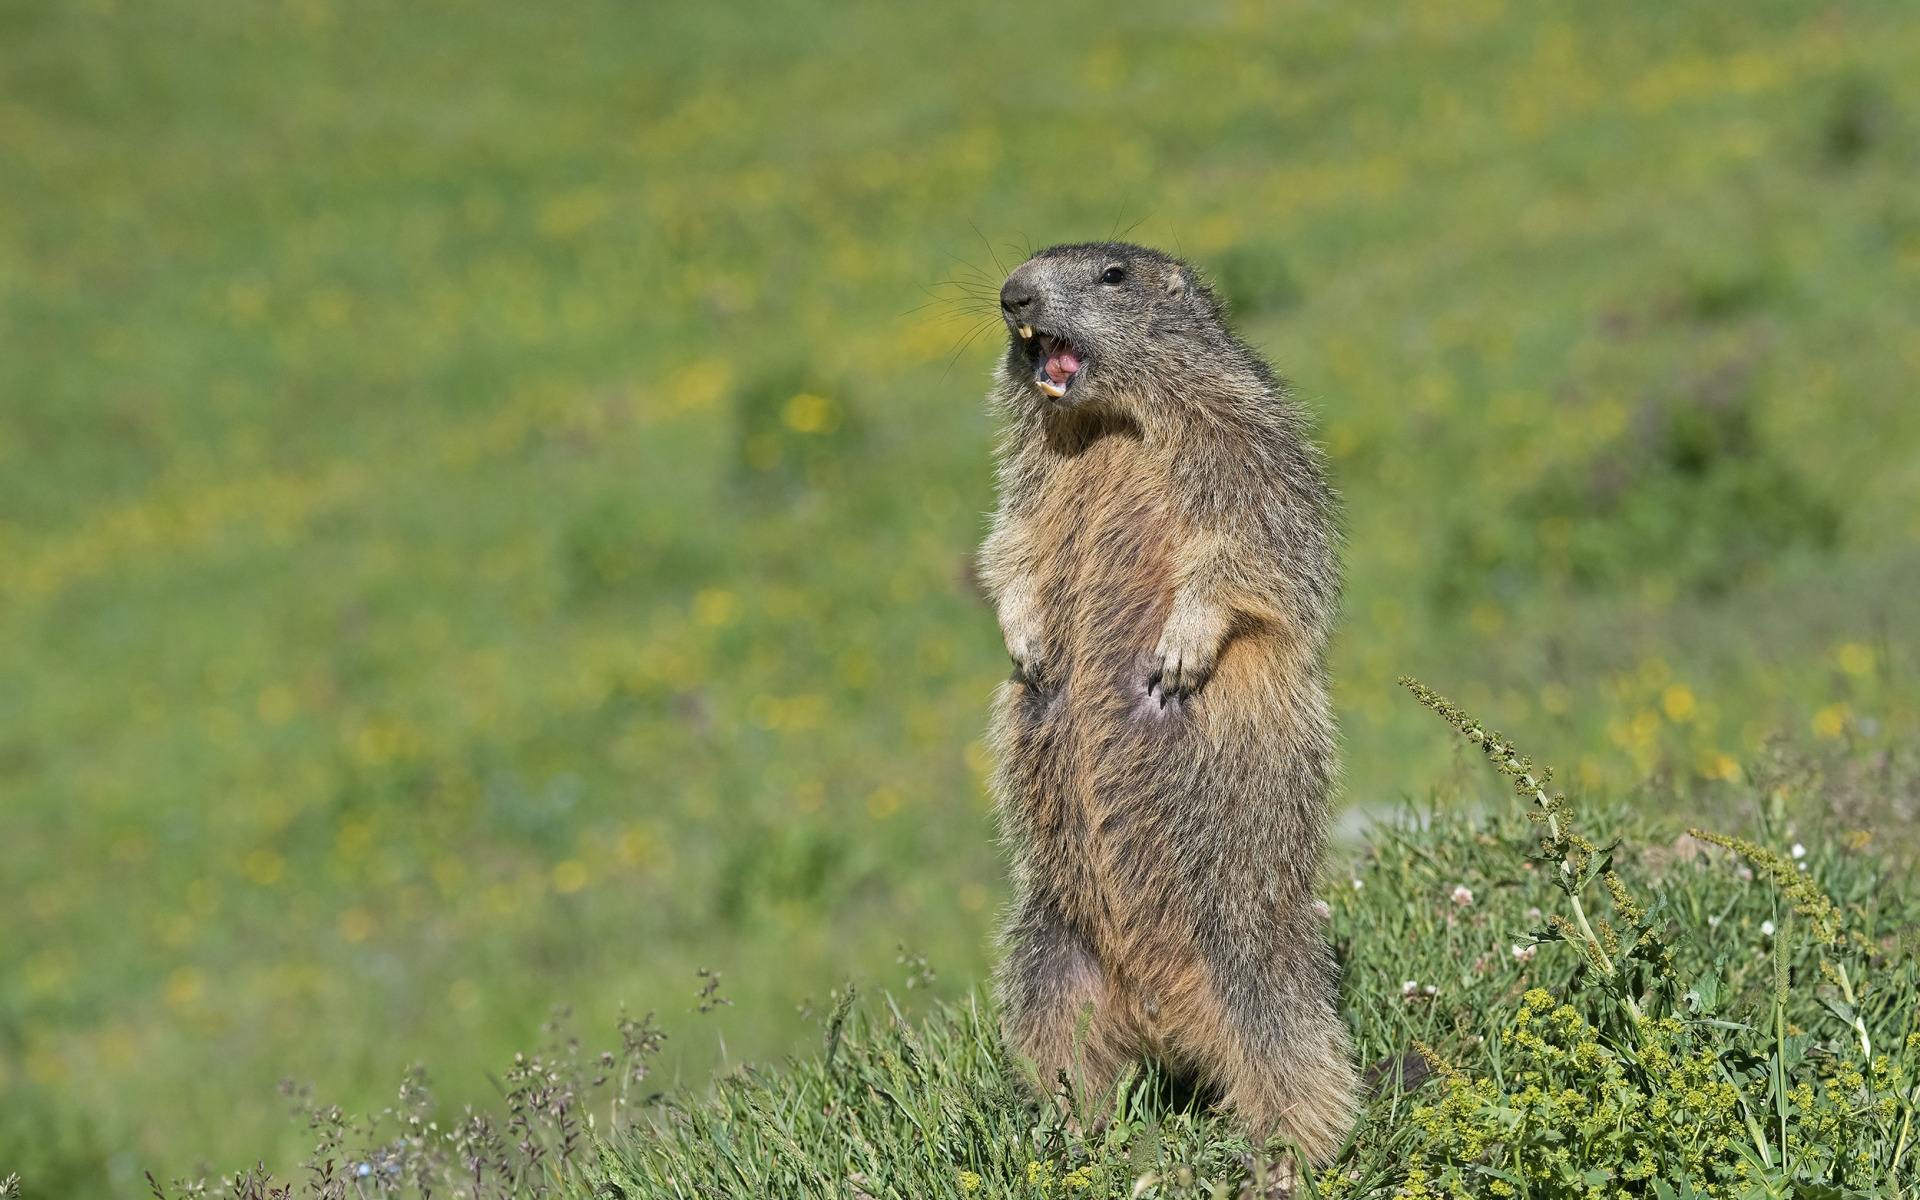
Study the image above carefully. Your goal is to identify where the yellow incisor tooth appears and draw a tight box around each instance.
[1018,326,1032,339]
[1038,379,1066,398]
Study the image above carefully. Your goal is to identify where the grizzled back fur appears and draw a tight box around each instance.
[979,241,1356,1160]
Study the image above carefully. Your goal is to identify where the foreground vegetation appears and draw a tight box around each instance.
[138,687,1920,1198]
[4,0,1919,1194]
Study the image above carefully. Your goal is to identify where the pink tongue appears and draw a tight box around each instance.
[1046,352,1081,383]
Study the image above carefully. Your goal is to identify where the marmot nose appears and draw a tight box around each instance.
[1000,283,1037,318]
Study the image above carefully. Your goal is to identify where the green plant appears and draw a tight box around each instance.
[1341,682,1920,1199]
[115,691,1920,1199]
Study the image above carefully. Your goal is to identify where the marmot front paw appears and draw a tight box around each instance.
[1006,629,1048,686]
[999,596,1049,686]
[1149,612,1223,702]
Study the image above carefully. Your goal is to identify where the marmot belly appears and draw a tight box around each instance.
[990,437,1256,961]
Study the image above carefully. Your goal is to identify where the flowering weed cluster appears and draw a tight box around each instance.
[1321,683,1920,1198]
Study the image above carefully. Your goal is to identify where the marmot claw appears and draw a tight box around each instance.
[1147,645,1213,702]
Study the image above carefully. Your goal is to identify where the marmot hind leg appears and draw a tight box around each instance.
[1193,955,1358,1163]
[997,898,1128,1123]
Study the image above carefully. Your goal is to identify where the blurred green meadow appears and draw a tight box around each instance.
[3,0,1919,1194]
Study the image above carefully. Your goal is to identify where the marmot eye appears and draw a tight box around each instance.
[1100,265,1126,284]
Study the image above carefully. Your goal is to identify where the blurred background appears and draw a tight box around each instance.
[2,0,1918,1194]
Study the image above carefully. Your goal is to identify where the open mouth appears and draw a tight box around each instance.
[1016,325,1083,399]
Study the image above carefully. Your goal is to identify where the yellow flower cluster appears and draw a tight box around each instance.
[1021,1159,1095,1196]
[1362,988,1761,1198]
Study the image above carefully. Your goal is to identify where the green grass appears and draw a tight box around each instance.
[141,694,1920,1197]
[4,0,1920,1195]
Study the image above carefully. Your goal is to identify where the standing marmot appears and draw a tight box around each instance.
[979,242,1357,1160]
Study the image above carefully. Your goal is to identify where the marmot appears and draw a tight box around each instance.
[978,242,1357,1160]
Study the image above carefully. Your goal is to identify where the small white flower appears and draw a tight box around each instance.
[1313,899,1332,921]
[1761,920,1776,936]
[1526,907,1542,921]
[1401,980,1418,995]
[1708,915,1721,928]
[1423,984,1438,996]
[1738,866,1753,881]
[1511,942,1537,962]
[1791,843,1806,860]
[1352,877,1364,890]
[1451,884,1475,907]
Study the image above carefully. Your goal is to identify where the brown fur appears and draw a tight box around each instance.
[979,242,1357,1160]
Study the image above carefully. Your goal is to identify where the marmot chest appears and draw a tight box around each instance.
[1028,436,1176,686]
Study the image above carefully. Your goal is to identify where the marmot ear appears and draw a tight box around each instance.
[1164,270,1189,299]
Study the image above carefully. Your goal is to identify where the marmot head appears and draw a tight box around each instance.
[997,242,1225,410]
